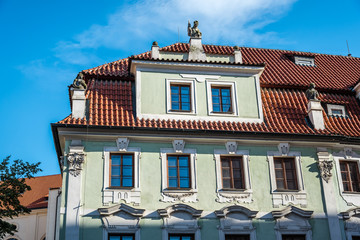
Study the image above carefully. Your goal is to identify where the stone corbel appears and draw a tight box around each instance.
[317,148,333,183]
[225,142,237,154]
[117,138,129,151]
[278,143,290,156]
[67,140,85,177]
[173,140,185,153]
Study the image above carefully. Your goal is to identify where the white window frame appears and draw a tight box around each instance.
[103,146,141,205]
[267,143,307,208]
[214,149,252,203]
[327,104,346,117]
[294,56,315,66]
[160,148,198,202]
[166,79,196,115]
[333,148,360,206]
[206,80,238,117]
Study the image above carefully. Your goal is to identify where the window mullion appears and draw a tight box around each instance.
[282,160,288,189]
[230,158,234,188]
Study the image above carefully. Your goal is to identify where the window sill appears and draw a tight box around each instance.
[209,111,238,117]
[167,110,196,115]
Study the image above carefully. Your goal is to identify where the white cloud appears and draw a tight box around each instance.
[54,0,296,65]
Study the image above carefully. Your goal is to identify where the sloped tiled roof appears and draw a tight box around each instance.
[20,174,62,209]
[57,43,360,139]
[83,43,360,90]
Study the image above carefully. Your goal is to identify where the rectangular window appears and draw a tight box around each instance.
[211,86,232,113]
[225,235,250,240]
[274,157,298,190]
[171,84,191,111]
[282,235,306,240]
[221,156,244,190]
[169,234,194,240]
[110,154,134,188]
[109,234,134,240]
[167,155,190,189]
[340,160,360,192]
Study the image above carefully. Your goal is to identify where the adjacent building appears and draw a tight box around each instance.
[51,23,360,240]
[4,174,62,240]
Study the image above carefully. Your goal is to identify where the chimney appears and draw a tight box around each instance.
[233,46,243,64]
[306,83,325,130]
[71,73,87,119]
[187,20,206,61]
[151,41,159,59]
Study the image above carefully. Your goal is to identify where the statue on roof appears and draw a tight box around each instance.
[72,72,87,90]
[305,82,319,100]
[188,20,202,38]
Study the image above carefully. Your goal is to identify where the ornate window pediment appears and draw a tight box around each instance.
[98,203,145,240]
[157,204,203,240]
[215,205,258,240]
[341,208,360,239]
[272,206,313,240]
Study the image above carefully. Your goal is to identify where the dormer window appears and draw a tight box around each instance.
[166,79,196,115]
[211,86,232,113]
[294,56,315,66]
[327,104,346,117]
[170,84,191,111]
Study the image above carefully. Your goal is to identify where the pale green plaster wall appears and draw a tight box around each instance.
[206,54,233,62]
[159,52,189,60]
[140,71,259,119]
[60,140,332,239]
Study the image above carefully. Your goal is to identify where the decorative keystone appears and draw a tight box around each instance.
[172,140,185,153]
[116,138,129,151]
[225,141,237,154]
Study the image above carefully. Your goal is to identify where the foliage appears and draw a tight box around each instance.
[0,156,42,238]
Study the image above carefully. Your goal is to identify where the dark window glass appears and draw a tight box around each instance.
[282,235,306,240]
[110,154,134,187]
[352,236,360,240]
[274,157,298,190]
[221,156,244,189]
[168,155,190,189]
[340,161,360,192]
[211,86,232,113]
[171,84,191,111]
[225,234,250,240]
[108,234,134,240]
[169,234,194,240]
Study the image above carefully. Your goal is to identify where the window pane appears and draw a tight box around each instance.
[171,86,179,94]
[179,167,189,177]
[169,178,178,188]
[123,155,133,165]
[212,96,220,104]
[172,95,180,102]
[169,168,177,177]
[122,177,133,187]
[286,170,295,180]
[122,236,133,240]
[340,162,347,171]
[111,156,121,165]
[180,178,190,188]
[232,160,240,168]
[181,86,189,94]
[213,104,221,112]
[222,169,230,178]
[274,161,282,169]
[221,88,230,96]
[276,180,284,189]
[182,237,192,240]
[111,177,121,186]
[123,166,133,177]
[234,179,243,189]
[223,179,231,188]
[222,160,230,167]
[111,166,120,175]
[287,181,296,190]
[109,237,121,240]
[168,157,177,166]
[212,88,220,96]
[179,157,189,166]
[172,102,180,110]
[169,237,180,240]
[275,169,284,178]
[182,103,190,111]
[222,104,231,112]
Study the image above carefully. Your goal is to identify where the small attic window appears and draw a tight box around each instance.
[294,56,315,66]
[327,104,346,117]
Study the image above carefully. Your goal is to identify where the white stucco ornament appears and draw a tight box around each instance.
[172,140,185,153]
[67,152,86,177]
[116,138,129,151]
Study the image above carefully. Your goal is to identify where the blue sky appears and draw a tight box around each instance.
[0,0,359,176]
